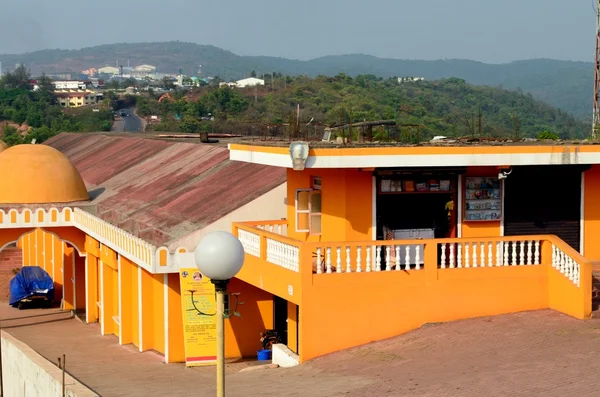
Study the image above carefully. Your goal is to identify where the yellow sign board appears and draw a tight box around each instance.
[179,268,217,366]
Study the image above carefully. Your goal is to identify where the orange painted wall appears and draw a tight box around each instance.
[286,167,506,244]
[300,261,548,362]
[152,274,165,354]
[140,268,156,351]
[119,256,135,345]
[74,253,86,310]
[166,273,184,363]
[286,168,373,242]
[63,245,74,311]
[584,165,600,260]
[225,278,274,358]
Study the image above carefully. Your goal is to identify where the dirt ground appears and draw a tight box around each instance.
[2,308,600,396]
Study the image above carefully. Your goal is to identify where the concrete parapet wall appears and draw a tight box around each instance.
[1,331,97,397]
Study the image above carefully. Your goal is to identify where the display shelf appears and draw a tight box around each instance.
[463,176,503,221]
[379,178,453,194]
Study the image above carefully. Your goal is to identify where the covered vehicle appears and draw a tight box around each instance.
[9,266,54,309]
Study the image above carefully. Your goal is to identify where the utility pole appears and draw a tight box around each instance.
[593,0,600,138]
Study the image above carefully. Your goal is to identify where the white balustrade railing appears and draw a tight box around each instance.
[551,244,581,287]
[256,223,288,236]
[313,243,424,274]
[266,238,299,272]
[438,240,541,269]
[238,229,261,257]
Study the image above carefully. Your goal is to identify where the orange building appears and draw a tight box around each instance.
[0,133,287,364]
[0,134,597,366]
[228,141,597,362]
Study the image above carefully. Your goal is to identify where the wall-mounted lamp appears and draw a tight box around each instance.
[289,141,309,171]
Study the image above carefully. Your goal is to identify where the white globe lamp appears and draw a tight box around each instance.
[194,231,245,288]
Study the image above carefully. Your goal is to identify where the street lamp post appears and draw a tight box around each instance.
[194,231,245,397]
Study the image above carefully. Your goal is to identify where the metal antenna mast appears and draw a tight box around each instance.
[593,0,600,137]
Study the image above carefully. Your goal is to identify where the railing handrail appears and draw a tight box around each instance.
[235,220,288,227]
[546,235,591,266]
[301,235,556,250]
[234,223,301,247]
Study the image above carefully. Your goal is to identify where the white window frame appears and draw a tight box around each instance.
[295,189,312,233]
[308,190,322,236]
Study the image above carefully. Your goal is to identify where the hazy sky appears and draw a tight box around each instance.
[0,0,594,63]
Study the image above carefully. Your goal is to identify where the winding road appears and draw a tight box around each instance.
[111,108,144,132]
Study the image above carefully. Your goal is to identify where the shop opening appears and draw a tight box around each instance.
[375,169,462,267]
[504,165,585,251]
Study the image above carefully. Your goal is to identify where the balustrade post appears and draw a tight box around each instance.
[540,240,553,270]
[299,244,314,287]
[259,234,268,261]
[424,242,438,283]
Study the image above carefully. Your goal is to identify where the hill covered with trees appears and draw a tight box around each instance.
[0,42,593,119]
[138,74,587,140]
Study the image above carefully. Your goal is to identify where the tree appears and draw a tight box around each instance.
[122,78,137,88]
[105,79,120,90]
[161,77,176,90]
[0,64,31,90]
[180,116,200,133]
[250,70,257,78]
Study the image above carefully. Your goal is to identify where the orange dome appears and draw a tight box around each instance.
[0,144,89,204]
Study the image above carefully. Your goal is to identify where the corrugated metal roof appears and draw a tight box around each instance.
[45,133,286,246]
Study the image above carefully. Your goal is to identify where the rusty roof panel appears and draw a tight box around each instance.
[45,133,286,246]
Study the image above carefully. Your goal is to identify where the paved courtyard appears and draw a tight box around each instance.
[2,307,600,396]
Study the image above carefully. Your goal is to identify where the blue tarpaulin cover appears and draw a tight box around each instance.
[9,266,54,306]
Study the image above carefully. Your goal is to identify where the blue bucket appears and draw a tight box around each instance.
[257,349,272,361]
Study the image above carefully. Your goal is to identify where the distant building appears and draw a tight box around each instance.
[219,82,238,88]
[82,68,97,77]
[134,64,156,72]
[236,77,265,88]
[398,77,425,83]
[46,72,76,80]
[54,90,103,108]
[31,80,90,91]
[98,66,120,75]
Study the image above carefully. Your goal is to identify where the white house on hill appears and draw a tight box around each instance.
[236,77,265,88]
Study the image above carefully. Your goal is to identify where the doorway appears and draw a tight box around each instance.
[504,165,583,251]
[273,295,288,345]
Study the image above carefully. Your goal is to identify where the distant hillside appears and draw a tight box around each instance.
[139,75,587,140]
[0,42,593,119]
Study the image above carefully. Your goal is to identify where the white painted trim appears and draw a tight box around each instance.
[42,230,45,270]
[230,149,600,169]
[163,274,169,363]
[295,189,311,233]
[580,172,585,255]
[72,252,76,312]
[28,233,32,266]
[118,255,123,345]
[99,258,105,336]
[500,179,505,237]
[457,175,462,238]
[85,255,90,324]
[138,266,143,352]
[372,175,377,241]
[35,230,38,267]
[51,235,55,280]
